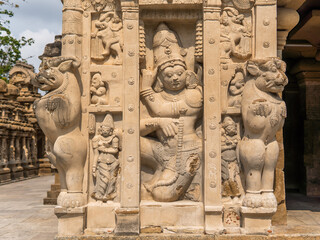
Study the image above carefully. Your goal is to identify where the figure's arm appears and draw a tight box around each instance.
[140,118,161,136]
[92,148,99,178]
[106,137,119,154]
[95,87,107,96]
[140,117,178,137]
[140,70,177,116]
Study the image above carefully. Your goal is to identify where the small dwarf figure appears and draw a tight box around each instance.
[90,73,109,105]
[92,114,120,201]
[221,116,242,199]
[228,69,245,107]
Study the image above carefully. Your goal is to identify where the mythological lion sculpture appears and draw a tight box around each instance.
[238,58,287,209]
[32,57,87,208]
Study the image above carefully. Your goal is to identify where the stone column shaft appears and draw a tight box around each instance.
[203,1,223,233]
[115,3,140,235]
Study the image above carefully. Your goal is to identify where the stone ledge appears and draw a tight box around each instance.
[55,234,320,240]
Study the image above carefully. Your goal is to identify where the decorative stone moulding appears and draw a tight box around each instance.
[32,0,289,237]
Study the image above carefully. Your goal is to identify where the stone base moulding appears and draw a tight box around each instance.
[241,207,277,234]
[140,200,204,234]
[114,208,140,235]
[55,207,87,237]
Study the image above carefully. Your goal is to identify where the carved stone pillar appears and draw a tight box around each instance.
[203,0,223,234]
[115,2,140,235]
[0,134,11,182]
[291,59,320,197]
[9,134,23,180]
[61,0,83,58]
[21,136,29,177]
[15,136,22,168]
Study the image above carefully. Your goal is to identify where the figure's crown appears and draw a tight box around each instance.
[102,114,114,128]
[153,23,186,71]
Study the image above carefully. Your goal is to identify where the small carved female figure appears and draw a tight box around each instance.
[92,114,120,201]
[238,58,287,209]
[140,23,203,202]
[90,73,109,105]
[221,117,242,199]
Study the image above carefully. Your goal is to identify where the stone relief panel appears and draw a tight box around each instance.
[221,116,243,201]
[227,67,245,108]
[91,10,123,65]
[90,72,109,105]
[220,4,252,63]
[91,114,121,202]
[140,23,203,202]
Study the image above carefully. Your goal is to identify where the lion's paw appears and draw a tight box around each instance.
[261,192,277,209]
[242,193,263,208]
[57,192,84,208]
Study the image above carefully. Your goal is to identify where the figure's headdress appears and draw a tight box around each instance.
[153,23,186,73]
[101,114,114,129]
[222,116,236,128]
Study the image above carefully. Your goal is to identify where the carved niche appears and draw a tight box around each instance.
[140,23,203,202]
[90,1,123,65]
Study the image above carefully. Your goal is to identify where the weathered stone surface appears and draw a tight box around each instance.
[32,0,297,237]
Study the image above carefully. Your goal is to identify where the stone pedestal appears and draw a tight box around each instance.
[38,158,53,176]
[140,201,204,234]
[115,208,140,235]
[241,207,277,234]
[55,207,86,237]
[0,168,11,183]
[44,171,61,205]
[86,202,120,234]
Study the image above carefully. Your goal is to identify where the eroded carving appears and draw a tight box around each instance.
[221,116,243,200]
[91,11,123,64]
[238,58,287,209]
[228,67,245,108]
[140,23,203,202]
[90,73,109,105]
[32,57,87,208]
[92,114,120,201]
[220,7,251,62]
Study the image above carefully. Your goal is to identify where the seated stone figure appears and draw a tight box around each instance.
[140,23,203,202]
[238,58,288,209]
